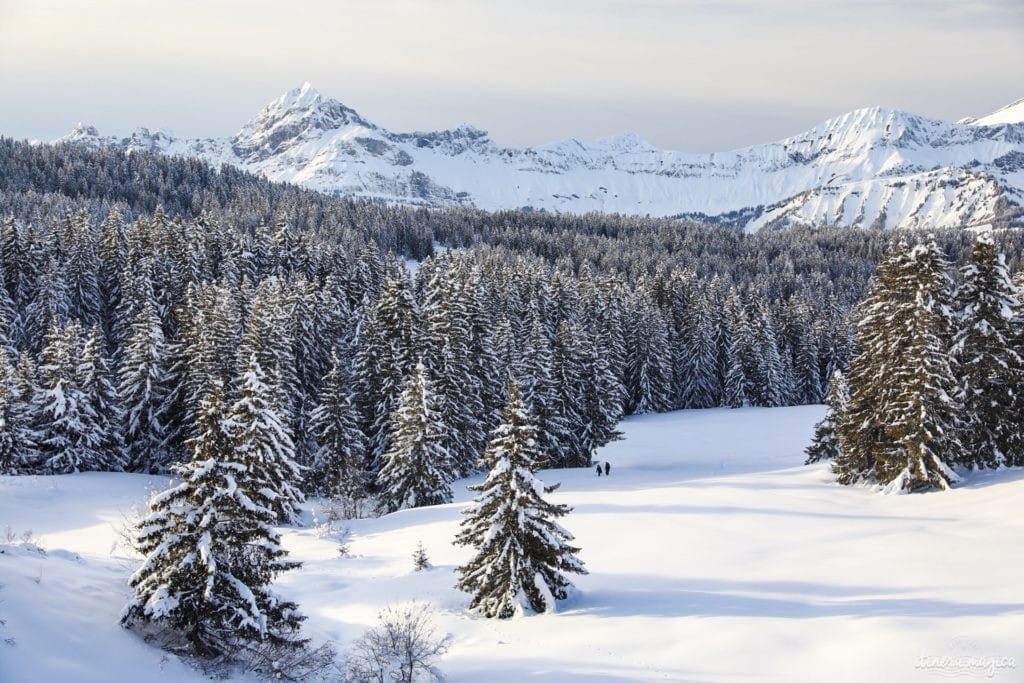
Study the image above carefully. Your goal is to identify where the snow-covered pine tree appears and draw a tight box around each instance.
[121,386,306,657]
[879,241,963,492]
[307,349,367,498]
[625,296,673,414]
[678,290,721,409]
[412,541,431,571]
[455,379,587,619]
[520,315,572,469]
[354,273,419,472]
[836,241,963,492]
[376,361,455,514]
[119,293,173,472]
[952,233,1024,468]
[751,301,788,407]
[805,370,849,464]
[0,353,19,473]
[420,265,486,475]
[78,325,126,470]
[721,290,749,408]
[0,266,19,354]
[224,357,305,524]
[835,244,910,486]
[32,321,115,473]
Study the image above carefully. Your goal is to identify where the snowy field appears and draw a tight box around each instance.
[2,405,1023,682]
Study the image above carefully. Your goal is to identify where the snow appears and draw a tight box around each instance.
[961,98,1024,127]
[2,406,1023,681]
[57,87,1024,232]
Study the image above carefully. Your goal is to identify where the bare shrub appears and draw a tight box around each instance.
[345,603,450,683]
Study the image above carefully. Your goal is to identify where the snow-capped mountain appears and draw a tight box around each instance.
[58,83,1024,231]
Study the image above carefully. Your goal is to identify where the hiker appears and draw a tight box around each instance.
[604,462,610,476]
[595,464,602,476]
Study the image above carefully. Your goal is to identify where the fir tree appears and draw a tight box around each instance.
[376,362,455,514]
[307,350,367,498]
[32,321,116,473]
[412,541,431,571]
[121,387,306,657]
[952,233,1024,468]
[0,354,19,473]
[455,379,587,618]
[879,242,962,492]
[224,357,305,524]
[805,370,848,464]
[119,295,172,472]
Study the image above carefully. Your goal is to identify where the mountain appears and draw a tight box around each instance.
[959,98,1024,127]
[57,83,1024,231]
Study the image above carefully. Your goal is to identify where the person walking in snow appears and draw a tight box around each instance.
[604,462,610,476]
[595,464,602,476]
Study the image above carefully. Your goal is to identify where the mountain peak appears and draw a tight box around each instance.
[277,81,322,110]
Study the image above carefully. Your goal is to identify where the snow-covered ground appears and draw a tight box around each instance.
[2,405,1022,682]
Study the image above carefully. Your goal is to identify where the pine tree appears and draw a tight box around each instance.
[412,541,431,571]
[805,370,848,464]
[952,233,1024,468]
[119,295,172,472]
[0,353,20,473]
[721,291,749,408]
[224,357,305,524]
[455,379,587,618]
[354,273,419,471]
[121,387,306,657]
[835,241,963,492]
[32,321,116,473]
[78,326,126,469]
[376,362,455,514]
[520,315,573,469]
[678,291,721,409]
[307,350,367,498]
[879,242,962,492]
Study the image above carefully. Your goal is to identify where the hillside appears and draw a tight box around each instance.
[3,406,1022,682]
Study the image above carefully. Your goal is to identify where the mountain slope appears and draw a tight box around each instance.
[58,83,1024,231]
[960,98,1024,127]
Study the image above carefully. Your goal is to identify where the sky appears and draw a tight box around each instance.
[1,0,1022,153]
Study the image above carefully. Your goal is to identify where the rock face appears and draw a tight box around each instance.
[58,83,1024,231]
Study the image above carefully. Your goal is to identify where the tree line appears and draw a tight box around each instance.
[807,234,1024,492]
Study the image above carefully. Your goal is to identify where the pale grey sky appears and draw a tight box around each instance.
[1,0,1021,152]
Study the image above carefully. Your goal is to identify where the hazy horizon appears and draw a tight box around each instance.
[1,0,1022,152]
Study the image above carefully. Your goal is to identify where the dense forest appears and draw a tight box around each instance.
[3,137,1024,491]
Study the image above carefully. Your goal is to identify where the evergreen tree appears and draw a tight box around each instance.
[835,245,910,486]
[354,273,419,471]
[224,357,305,524]
[121,387,306,657]
[455,380,587,618]
[836,242,963,492]
[952,233,1024,468]
[78,326,126,469]
[879,242,962,492]
[119,295,172,472]
[307,350,367,498]
[678,291,721,409]
[805,370,848,464]
[376,362,455,513]
[0,353,20,473]
[32,321,115,473]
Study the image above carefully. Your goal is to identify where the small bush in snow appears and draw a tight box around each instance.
[412,541,430,571]
[345,603,450,683]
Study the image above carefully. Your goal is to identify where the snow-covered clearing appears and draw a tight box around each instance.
[2,405,1022,682]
